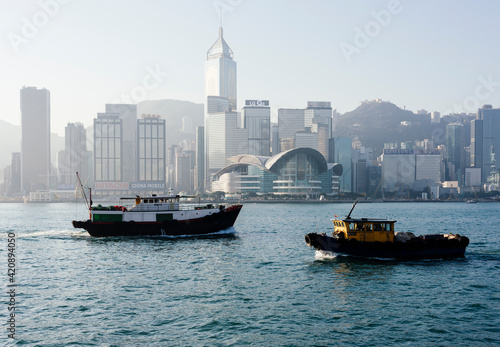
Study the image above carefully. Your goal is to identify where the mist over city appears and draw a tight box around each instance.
[3,2,500,345]
[1,0,500,200]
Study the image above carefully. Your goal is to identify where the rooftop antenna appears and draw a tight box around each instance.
[219,5,223,37]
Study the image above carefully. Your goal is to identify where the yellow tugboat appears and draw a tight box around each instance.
[305,201,470,259]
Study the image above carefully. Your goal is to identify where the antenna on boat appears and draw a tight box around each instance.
[346,200,358,219]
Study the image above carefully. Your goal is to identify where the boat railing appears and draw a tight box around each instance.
[127,203,220,212]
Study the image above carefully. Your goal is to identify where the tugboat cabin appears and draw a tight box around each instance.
[332,218,396,242]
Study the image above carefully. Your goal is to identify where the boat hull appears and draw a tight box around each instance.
[72,205,242,237]
[305,233,469,260]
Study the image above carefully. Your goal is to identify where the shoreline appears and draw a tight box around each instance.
[1,198,497,204]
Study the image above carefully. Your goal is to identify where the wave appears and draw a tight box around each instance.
[3,229,87,238]
[314,250,338,260]
[153,227,238,239]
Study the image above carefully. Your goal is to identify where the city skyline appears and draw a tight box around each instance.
[2,1,500,135]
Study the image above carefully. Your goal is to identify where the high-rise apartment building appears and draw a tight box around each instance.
[58,122,90,186]
[431,111,441,124]
[20,86,51,192]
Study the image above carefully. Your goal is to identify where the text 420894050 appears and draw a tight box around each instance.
[7,233,16,339]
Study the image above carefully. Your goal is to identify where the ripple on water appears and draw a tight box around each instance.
[4,202,500,345]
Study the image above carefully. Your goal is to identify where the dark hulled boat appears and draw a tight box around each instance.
[72,194,242,237]
[305,201,469,260]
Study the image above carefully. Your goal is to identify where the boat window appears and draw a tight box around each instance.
[366,224,372,231]
[384,223,392,231]
[355,223,363,231]
[374,223,382,231]
[348,223,355,231]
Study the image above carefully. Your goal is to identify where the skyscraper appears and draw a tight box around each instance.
[105,104,137,184]
[445,123,465,181]
[278,109,306,151]
[477,105,500,182]
[470,118,483,172]
[205,27,237,110]
[20,86,51,192]
[58,122,90,186]
[175,153,192,194]
[194,126,205,193]
[207,112,248,171]
[136,115,165,183]
[205,26,248,185]
[94,113,123,191]
[333,137,352,193]
[305,101,333,138]
[242,100,270,156]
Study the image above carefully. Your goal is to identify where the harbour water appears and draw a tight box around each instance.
[2,202,500,346]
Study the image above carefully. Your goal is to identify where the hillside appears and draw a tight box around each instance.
[0,120,64,180]
[334,101,433,156]
[138,99,204,146]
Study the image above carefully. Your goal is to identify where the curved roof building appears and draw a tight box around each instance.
[212,148,343,195]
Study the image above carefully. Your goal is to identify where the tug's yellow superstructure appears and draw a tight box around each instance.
[333,218,395,242]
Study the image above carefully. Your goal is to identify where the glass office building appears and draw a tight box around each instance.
[333,137,352,193]
[20,86,51,192]
[94,113,122,182]
[242,100,271,156]
[137,116,165,182]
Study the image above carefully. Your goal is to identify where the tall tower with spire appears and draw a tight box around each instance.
[203,26,247,191]
[205,27,237,110]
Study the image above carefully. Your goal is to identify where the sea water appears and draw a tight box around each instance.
[1,202,499,346]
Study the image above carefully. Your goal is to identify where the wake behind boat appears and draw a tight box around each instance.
[71,174,242,237]
[305,201,469,260]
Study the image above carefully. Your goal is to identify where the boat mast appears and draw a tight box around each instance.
[76,172,91,211]
[346,200,358,219]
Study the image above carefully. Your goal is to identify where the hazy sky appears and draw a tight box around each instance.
[1,0,500,135]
